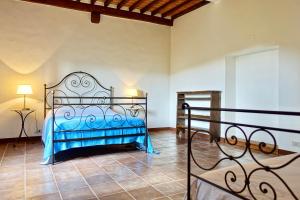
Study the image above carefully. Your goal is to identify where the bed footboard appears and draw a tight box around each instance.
[183,103,300,200]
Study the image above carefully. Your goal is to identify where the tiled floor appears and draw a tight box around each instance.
[0,130,271,200]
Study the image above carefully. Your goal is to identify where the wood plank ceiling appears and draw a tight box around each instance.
[21,0,210,26]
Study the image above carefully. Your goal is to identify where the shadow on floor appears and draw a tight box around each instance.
[54,143,138,163]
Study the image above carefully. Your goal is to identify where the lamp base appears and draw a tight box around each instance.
[22,95,30,111]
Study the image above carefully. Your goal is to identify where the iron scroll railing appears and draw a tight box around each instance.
[50,95,148,164]
[183,103,300,200]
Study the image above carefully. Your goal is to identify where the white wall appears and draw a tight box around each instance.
[170,0,300,151]
[0,0,170,138]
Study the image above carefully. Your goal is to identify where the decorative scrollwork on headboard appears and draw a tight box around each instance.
[44,71,113,118]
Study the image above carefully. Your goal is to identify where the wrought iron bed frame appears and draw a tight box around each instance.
[183,103,300,200]
[43,71,148,164]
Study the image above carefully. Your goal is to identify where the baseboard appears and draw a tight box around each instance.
[278,148,295,155]
[228,137,295,156]
[0,136,41,144]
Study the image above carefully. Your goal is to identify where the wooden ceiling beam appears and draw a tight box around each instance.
[129,0,144,12]
[151,0,173,16]
[161,0,190,18]
[172,0,210,19]
[140,0,160,14]
[104,0,113,7]
[117,0,130,10]
[90,0,100,23]
[21,0,173,26]
[91,11,101,23]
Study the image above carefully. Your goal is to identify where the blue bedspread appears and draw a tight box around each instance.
[42,108,153,164]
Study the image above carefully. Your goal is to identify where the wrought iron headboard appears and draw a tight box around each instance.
[44,71,113,118]
[183,104,300,200]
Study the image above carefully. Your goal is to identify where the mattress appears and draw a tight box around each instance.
[190,153,300,200]
[42,106,153,164]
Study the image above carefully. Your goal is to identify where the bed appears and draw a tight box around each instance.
[42,71,153,164]
[182,104,300,200]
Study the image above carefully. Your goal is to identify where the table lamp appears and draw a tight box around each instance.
[16,85,33,110]
[127,88,138,104]
[127,88,138,97]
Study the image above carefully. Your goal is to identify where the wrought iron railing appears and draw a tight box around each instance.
[183,103,300,200]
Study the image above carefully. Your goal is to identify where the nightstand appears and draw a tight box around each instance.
[12,109,35,143]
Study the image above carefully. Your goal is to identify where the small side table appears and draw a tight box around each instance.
[12,109,35,144]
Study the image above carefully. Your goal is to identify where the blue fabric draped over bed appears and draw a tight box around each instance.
[42,108,153,164]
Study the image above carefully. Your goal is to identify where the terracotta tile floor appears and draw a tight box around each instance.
[0,131,271,200]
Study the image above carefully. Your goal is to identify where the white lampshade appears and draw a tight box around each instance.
[16,85,33,95]
[127,88,138,97]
